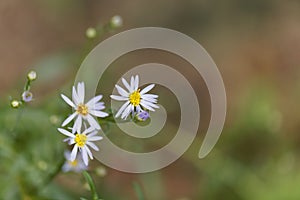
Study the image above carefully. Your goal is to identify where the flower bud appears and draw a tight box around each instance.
[86,27,97,39]
[11,100,21,108]
[27,70,37,81]
[95,166,107,177]
[22,91,33,102]
[137,110,150,121]
[110,15,123,28]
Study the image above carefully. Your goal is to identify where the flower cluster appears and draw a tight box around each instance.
[58,75,159,169]
[58,82,108,166]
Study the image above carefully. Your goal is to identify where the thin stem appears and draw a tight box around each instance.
[133,182,145,200]
[11,107,24,135]
[82,170,99,200]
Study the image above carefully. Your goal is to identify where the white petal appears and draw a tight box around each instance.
[136,105,142,112]
[82,126,97,135]
[92,104,105,111]
[122,77,131,91]
[58,128,75,138]
[141,95,158,103]
[77,82,85,103]
[140,84,155,94]
[61,94,75,108]
[86,114,101,130]
[85,146,93,159]
[121,104,134,119]
[86,95,103,107]
[72,115,82,133]
[72,86,80,105]
[87,131,98,137]
[89,110,109,118]
[143,99,159,108]
[130,76,135,91]
[134,75,139,90]
[110,95,128,101]
[115,85,129,97]
[62,112,77,127]
[140,100,159,111]
[81,147,89,166]
[141,93,158,99]
[115,101,130,118]
[70,145,78,161]
[86,141,99,151]
[141,104,154,111]
[88,136,103,141]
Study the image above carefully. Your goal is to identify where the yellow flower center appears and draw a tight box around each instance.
[68,160,78,167]
[129,90,141,106]
[77,104,89,116]
[75,134,87,147]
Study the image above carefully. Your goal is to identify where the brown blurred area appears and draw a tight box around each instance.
[2,0,300,131]
[1,0,300,199]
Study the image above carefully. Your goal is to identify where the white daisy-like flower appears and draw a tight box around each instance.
[58,126,102,166]
[61,82,108,132]
[62,150,88,173]
[110,75,159,119]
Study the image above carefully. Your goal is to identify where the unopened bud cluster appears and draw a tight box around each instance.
[11,70,37,108]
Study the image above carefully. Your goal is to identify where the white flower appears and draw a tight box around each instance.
[62,150,87,173]
[58,126,103,166]
[61,82,108,132]
[110,75,159,119]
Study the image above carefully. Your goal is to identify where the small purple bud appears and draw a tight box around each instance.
[137,111,150,121]
[22,91,33,102]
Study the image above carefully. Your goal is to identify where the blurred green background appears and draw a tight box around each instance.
[1,0,300,199]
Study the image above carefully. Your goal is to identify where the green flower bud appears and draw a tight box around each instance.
[11,100,21,108]
[86,27,97,39]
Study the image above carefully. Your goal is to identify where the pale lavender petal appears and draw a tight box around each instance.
[110,95,128,101]
[82,126,97,135]
[122,77,131,91]
[61,94,75,108]
[85,146,93,159]
[58,128,75,138]
[70,145,78,161]
[86,141,99,151]
[72,86,80,105]
[86,95,103,107]
[88,136,103,141]
[89,110,109,118]
[62,112,77,127]
[72,115,82,133]
[115,85,129,97]
[77,82,85,103]
[121,104,133,119]
[140,84,155,94]
[134,75,139,90]
[115,101,130,118]
[82,147,89,166]
[130,76,135,91]
[86,114,101,130]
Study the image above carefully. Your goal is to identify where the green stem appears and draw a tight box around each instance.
[82,171,99,200]
[133,182,145,200]
[11,107,24,135]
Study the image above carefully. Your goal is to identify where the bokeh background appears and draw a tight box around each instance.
[1,0,300,199]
